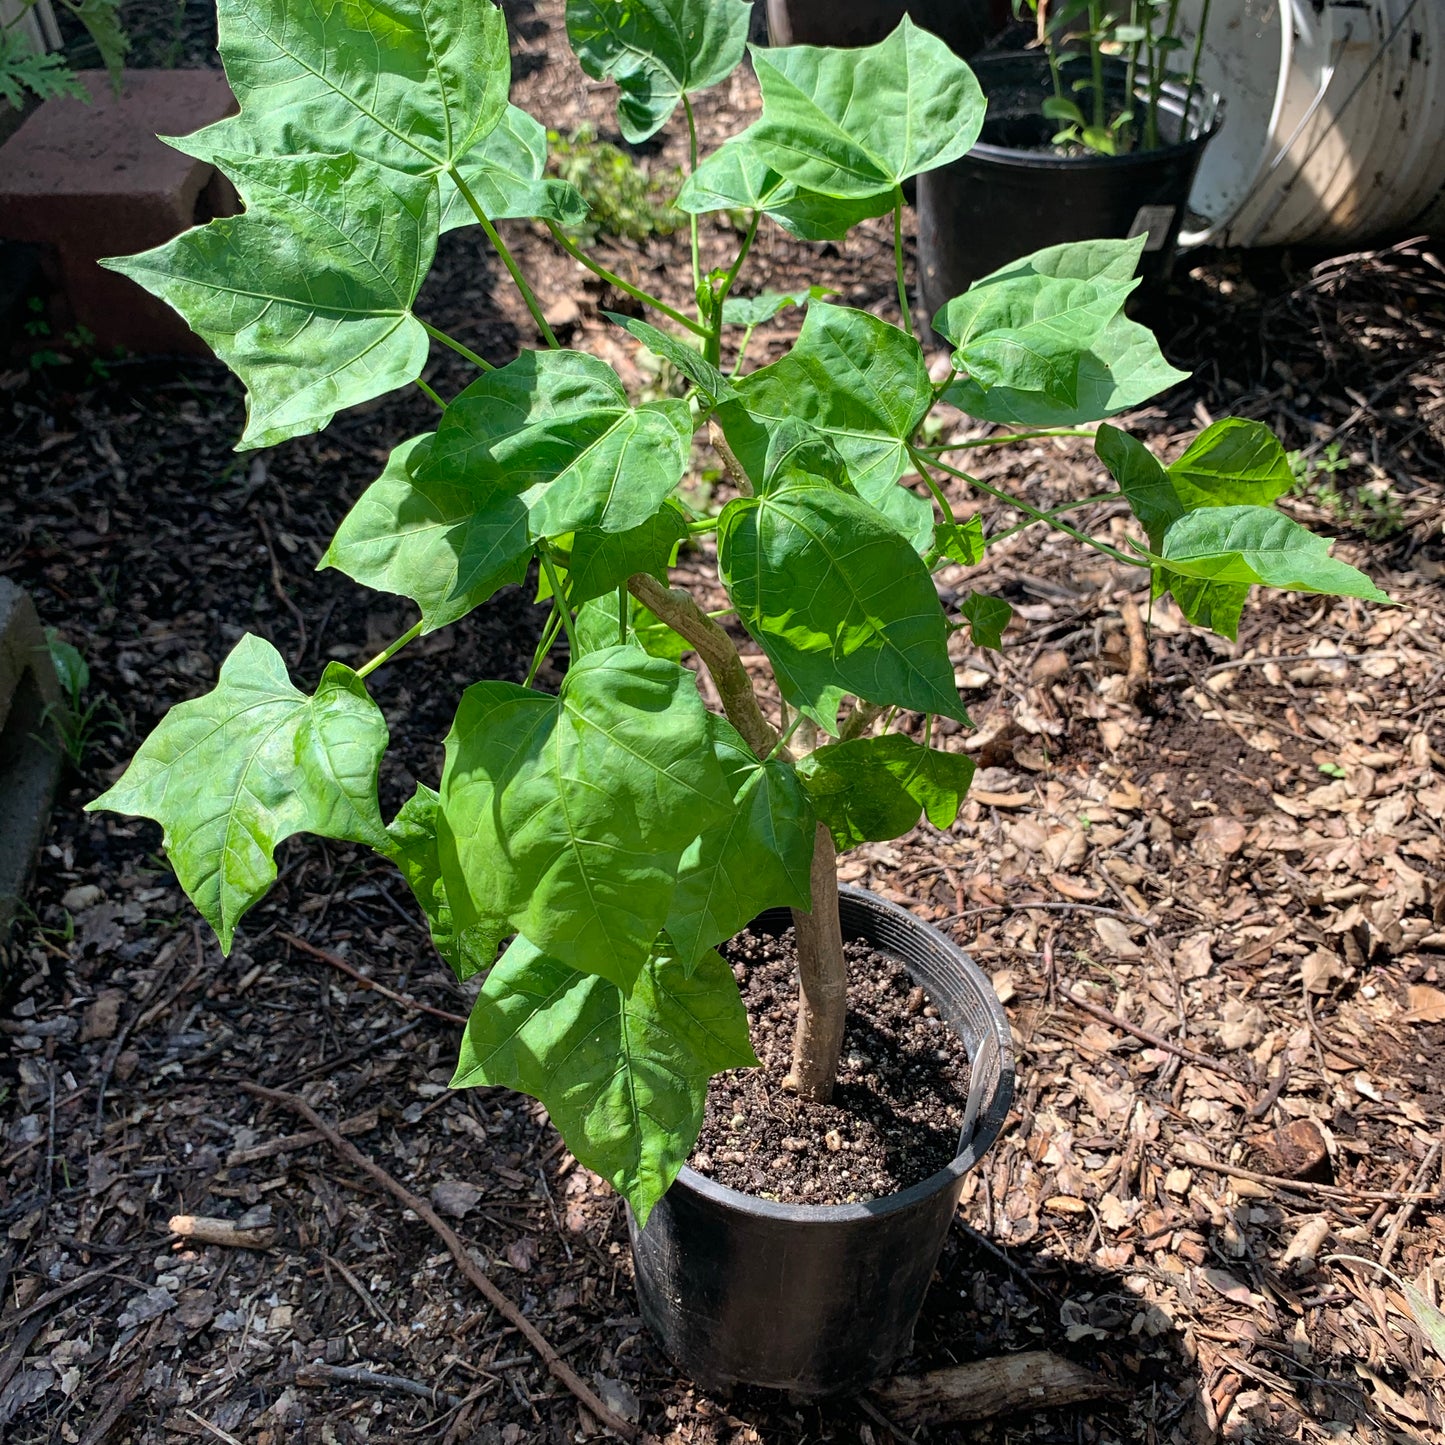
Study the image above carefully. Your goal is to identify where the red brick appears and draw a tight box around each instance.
[0,69,239,355]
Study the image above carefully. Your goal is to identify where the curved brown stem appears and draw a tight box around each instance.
[785,824,847,1101]
[626,573,776,759]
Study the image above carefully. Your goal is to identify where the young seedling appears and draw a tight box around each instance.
[89,0,1387,1224]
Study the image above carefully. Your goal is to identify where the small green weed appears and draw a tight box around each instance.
[1289,442,1404,541]
[40,629,118,768]
[548,124,683,245]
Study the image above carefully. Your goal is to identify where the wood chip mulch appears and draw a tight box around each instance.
[0,2,1441,1440]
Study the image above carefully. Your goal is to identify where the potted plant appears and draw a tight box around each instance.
[89,0,1385,1399]
[917,0,1221,317]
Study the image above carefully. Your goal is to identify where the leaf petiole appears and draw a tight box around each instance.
[420,319,494,371]
[892,186,913,336]
[414,377,447,411]
[449,165,560,349]
[539,552,579,657]
[922,450,1147,568]
[990,492,1119,543]
[356,619,424,680]
[545,224,710,338]
[524,607,565,688]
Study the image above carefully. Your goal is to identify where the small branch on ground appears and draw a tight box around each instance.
[296,1362,467,1411]
[240,1083,638,1441]
[280,932,468,1026]
[1065,987,1248,1083]
[168,1214,276,1249]
[872,1351,1120,1426]
[1120,592,1150,706]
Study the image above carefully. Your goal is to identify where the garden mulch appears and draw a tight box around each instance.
[0,2,1442,1441]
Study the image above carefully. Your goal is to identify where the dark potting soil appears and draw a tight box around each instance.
[691,927,972,1206]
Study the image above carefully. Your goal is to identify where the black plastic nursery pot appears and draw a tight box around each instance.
[629,886,1014,1397]
[765,0,1007,55]
[917,52,1222,322]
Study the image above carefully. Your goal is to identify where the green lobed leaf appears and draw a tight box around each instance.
[104,154,435,450]
[718,302,936,550]
[1167,419,1296,511]
[568,501,688,604]
[938,240,1187,427]
[677,141,893,241]
[934,237,1144,408]
[717,472,967,733]
[1097,421,1305,640]
[440,105,589,231]
[170,0,510,177]
[427,350,695,538]
[386,783,486,980]
[721,285,836,328]
[959,592,1013,650]
[737,18,985,199]
[565,0,751,142]
[666,716,815,967]
[934,516,986,566]
[1156,506,1392,605]
[87,635,389,952]
[797,733,975,850]
[438,646,732,990]
[320,434,531,632]
[451,935,757,1225]
[604,311,735,406]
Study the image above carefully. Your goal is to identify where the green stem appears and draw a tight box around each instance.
[990,492,1118,543]
[1124,0,1143,150]
[421,320,494,371]
[539,552,578,655]
[892,187,913,336]
[449,166,559,349]
[920,450,1146,568]
[1088,0,1107,134]
[917,428,1097,451]
[545,223,710,338]
[1147,0,1182,150]
[683,95,702,312]
[687,517,720,534]
[617,584,628,647]
[356,620,423,680]
[731,321,759,376]
[1182,0,1212,133]
[708,209,759,368]
[415,377,447,411]
[524,607,565,688]
[767,711,805,761]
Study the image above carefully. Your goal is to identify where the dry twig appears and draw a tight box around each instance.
[240,1082,638,1440]
[280,932,468,1026]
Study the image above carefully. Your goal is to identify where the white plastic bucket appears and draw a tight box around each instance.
[1177,0,1445,247]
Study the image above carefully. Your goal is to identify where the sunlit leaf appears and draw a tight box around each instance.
[170,0,510,176]
[565,0,751,142]
[718,472,966,732]
[321,434,531,632]
[798,733,975,849]
[739,17,986,198]
[438,646,732,990]
[667,716,815,966]
[104,154,435,450]
[452,936,756,1224]
[88,635,389,951]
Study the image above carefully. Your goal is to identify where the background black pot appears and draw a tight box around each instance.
[765,0,1007,57]
[917,51,1222,323]
[629,886,1014,1397]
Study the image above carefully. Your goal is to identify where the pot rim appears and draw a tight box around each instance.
[967,48,1223,169]
[670,885,1014,1226]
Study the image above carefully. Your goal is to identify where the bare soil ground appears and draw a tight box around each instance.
[1,3,1442,1441]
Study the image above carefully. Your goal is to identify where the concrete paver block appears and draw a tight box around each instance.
[0,579,65,965]
[0,69,239,355]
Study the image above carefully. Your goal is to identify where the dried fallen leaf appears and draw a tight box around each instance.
[1093,916,1144,959]
[1279,1215,1330,1273]
[1194,815,1247,861]
[429,1180,482,1219]
[1403,984,1445,1024]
